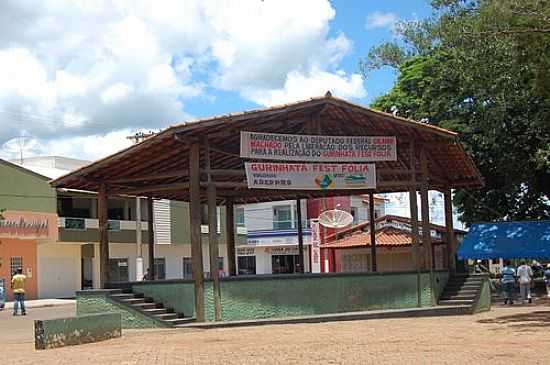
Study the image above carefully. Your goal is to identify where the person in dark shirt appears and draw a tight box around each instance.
[501,260,516,305]
[544,264,550,298]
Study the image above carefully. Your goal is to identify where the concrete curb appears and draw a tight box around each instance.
[2,299,76,310]
[178,305,472,329]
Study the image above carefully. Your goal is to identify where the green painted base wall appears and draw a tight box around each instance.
[77,291,163,329]
[132,282,195,317]
[473,278,491,313]
[35,313,121,350]
[206,272,439,322]
[128,271,448,323]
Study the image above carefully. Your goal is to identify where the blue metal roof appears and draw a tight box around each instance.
[457,220,550,259]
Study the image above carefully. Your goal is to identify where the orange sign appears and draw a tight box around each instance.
[0,211,58,240]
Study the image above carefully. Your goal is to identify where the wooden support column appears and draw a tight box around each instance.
[147,196,155,280]
[409,143,421,306]
[369,193,377,272]
[226,198,236,276]
[98,183,110,288]
[296,199,305,273]
[444,189,457,273]
[189,143,205,322]
[206,141,222,321]
[409,188,421,307]
[420,150,435,305]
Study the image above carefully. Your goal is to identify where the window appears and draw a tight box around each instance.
[271,255,299,274]
[238,256,256,275]
[58,196,92,218]
[182,257,193,279]
[64,217,86,230]
[342,254,369,273]
[154,258,166,280]
[273,205,293,230]
[10,257,23,276]
[235,207,245,227]
[108,258,129,282]
[217,257,224,271]
[201,205,208,225]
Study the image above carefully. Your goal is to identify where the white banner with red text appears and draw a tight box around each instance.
[245,162,376,190]
[310,219,321,273]
[240,131,397,162]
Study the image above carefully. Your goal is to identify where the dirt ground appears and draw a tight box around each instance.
[1,303,549,364]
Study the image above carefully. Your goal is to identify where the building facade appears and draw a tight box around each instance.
[1,156,247,299]
[322,215,466,273]
[235,195,386,275]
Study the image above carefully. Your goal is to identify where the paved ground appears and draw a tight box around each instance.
[2,303,549,364]
[2,298,76,310]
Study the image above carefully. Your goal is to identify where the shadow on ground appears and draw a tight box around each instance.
[478,310,550,330]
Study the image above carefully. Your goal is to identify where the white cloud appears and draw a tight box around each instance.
[0,0,365,161]
[246,68,366,106]
[366,11,398,29]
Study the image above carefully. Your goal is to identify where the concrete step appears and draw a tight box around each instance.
[141,308,168,315]
[131,302,158,310]
[445,284,481,290]
[120,298,149,304]
[439,299,475,306]
[154,312,179,320]
[440,294,477,301]
[441,290,479,296]
[110,293,135,300]
[171,318,197,326]
[447,280,483,286]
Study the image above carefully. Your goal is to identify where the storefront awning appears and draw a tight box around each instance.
[457,221,550,259]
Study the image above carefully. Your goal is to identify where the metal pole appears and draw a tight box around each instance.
[369,193,377,272]
[296,199,305,273]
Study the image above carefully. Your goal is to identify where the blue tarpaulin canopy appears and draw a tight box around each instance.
[457,220,550,259]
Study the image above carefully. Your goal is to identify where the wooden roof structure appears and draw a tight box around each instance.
[50,94,482,203]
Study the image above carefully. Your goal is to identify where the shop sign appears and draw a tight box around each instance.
[269,246,299,255]
[0,217,48,232]
[240,131,397,162]
[237,247,255,256]
[245,162,376,190]
[310,220,321,273]
[0,211,58,240]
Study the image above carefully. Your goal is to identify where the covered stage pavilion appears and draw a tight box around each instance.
[51,94,483,322]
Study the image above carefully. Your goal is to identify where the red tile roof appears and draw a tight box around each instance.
[325,214,465,242]
[321,217,446,249]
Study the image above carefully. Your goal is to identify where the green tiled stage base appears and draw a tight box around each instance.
[34,312,121,350]
[124,271,449,323]
[76,290,164,329]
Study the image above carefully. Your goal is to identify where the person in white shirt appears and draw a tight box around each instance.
[516,261,533,304]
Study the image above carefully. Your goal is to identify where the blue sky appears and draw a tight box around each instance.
[0,0,433,161]
[185,0,433,119]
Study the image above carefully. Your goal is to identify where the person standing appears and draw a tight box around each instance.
[11,268,26,316]
[544,264,550,298]
[501,260,516,305]
[517,261,533,304]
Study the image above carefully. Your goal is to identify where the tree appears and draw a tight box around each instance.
[362,0,550,225]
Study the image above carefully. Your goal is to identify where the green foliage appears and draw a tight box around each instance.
[363,0,550,225]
